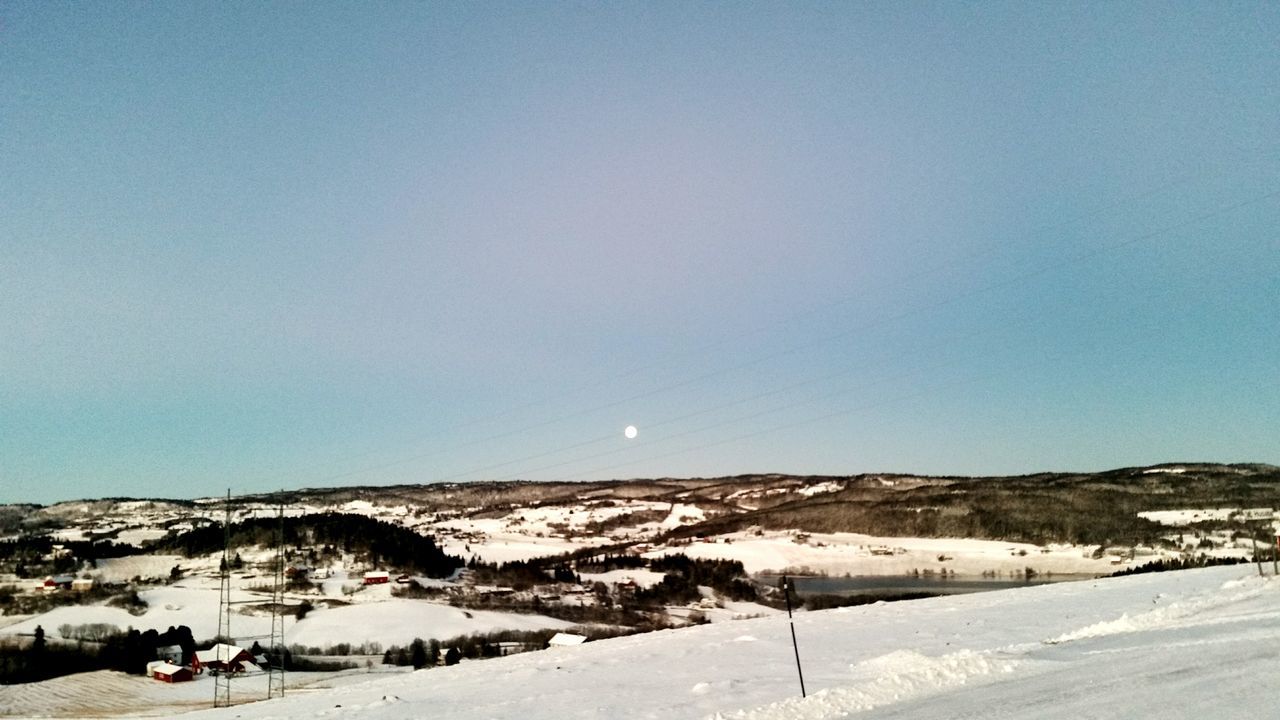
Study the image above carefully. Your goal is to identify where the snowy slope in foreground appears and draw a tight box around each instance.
[181,566,1280,720]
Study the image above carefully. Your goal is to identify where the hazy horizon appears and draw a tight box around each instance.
[6,461,1276,507]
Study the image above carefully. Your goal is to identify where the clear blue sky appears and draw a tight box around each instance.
[2,2,1277,504]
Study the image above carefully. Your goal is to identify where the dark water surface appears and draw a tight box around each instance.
[757,573,1099,596]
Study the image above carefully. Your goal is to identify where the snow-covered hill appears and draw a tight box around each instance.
[170,566,1280,719]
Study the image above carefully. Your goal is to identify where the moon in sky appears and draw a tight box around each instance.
[624,425,638,440]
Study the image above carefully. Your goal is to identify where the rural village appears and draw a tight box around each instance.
[4,466,1278,715]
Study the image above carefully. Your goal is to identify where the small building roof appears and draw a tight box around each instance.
[153,662,187,675]
[195,643,249,663]
[548,632,587,647]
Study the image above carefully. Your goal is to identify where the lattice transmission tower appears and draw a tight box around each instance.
[214,490,233,708]
[267,500,286,698]
[213,491,288,707]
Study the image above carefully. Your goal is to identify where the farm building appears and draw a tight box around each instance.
[547,632,587,648]
[494,641,534,657]
[193,643,258,674]
[152,662,194,683]
[71,577,95,592]
[363,571,390,585]
[155,644,183,664]
[41,575,74,592]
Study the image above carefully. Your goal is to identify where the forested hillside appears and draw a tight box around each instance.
[150,513,462,577]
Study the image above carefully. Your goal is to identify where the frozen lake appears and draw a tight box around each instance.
[757,573,1098,596]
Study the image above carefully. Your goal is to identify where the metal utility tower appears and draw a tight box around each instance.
[213,492,288,708]
[214,490,233,708]
[267,500,286,699]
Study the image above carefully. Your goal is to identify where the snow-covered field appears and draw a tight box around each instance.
[95,555,195,583]
[1,583,275,642]
[0,667,408,718]
[664,531,1130,576]
[164,565,1280,720]
[1137,508,1239,526]
[578,569,667,588]
[0,580,576,650]
[287,599,574,649]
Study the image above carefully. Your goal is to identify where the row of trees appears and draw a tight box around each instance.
[0,536,141,579]
[1109,554,1248,577]
[382,625,643,669]
[664,467,1280,548]
[0,624,196,684]
[151,513,463,578]
[638,555,757,605]
[462,557,578,589]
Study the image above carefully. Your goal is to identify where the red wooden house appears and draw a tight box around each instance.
[152,662,194,683]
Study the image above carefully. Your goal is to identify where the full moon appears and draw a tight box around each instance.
[624,425,638,439]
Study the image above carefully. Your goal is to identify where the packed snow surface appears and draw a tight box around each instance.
[174,566,1280,719]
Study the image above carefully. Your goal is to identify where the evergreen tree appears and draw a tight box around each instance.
[428,639,441,666]
[410,638,427,669]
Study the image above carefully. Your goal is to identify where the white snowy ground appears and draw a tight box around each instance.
[0,579,574,650]
[287,599,574,649]
[0,667,410,718]
[170,565,1280,720]
[665,531,1132,576]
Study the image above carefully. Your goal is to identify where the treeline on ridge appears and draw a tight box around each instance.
[150,513,462,578]
[663,466,1280,547]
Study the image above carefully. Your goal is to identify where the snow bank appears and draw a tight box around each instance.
[719,649,1021,719]
[1046,573,1271,644]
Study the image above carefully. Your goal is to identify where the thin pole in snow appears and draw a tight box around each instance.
[783,575,806,698]
[1254,526,1264,577]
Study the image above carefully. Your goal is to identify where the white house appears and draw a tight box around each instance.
[193,643,257,674]
[547,632,587,647]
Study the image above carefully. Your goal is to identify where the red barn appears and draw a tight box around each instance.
[363,571,390,585]
[41,575,74,592]
[152,662,194,683]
